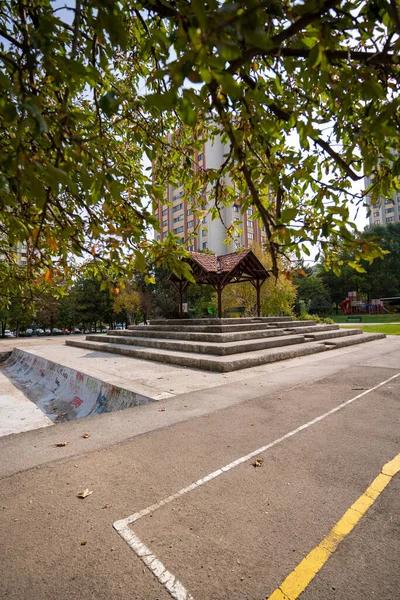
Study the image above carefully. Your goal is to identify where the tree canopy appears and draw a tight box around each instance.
[1,0,399,296]
[320,222,400,305]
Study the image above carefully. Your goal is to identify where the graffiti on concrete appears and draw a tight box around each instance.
[2,349,154,423]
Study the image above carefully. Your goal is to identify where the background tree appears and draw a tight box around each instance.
[294,274,332,316]
[222,244,297,316]
[320,223,400,306]
[74,276,114,331]
[113,286,141,326]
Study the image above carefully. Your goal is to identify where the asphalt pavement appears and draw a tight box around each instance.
[0,338,399,600]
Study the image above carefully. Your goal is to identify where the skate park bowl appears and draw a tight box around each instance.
[1,348,155,423]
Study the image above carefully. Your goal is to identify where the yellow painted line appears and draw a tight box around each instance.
[267,452,400,600]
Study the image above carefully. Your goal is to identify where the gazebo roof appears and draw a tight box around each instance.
[170,249,270,288]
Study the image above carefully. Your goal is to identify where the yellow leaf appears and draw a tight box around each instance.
[47,238,58,251]
[45,269,54,284]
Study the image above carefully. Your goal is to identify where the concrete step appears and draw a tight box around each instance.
[107,324,337,344]
[128,322,277,334]
[147,316,293,326]
[66,332,385,373]
[321,332,386,348]
[66,338,325,372]
[108,328,283,343]
[274,320,317,328]
[86,333,306,356]
[304,328,362,341]
[127,321,305,334]
[284,324,338,334]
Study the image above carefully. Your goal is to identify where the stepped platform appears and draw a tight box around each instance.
[66,317,385,373]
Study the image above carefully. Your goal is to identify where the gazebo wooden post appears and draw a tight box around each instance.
[178,281,183,318]
[170,279,188,318]
[217,282,223,319]
[256,280,261,317]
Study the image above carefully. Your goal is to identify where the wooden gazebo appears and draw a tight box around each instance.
[169,250,270,318]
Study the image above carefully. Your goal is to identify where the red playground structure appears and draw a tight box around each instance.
[339,292,389,315]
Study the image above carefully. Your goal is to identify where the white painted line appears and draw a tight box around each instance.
[113,371,400,600]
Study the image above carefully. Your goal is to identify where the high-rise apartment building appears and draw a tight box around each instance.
[0,239,28,266]
[365,176,400,226]
[154,136,267,254]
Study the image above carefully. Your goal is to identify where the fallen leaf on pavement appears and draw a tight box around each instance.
[55,442,68,447]
[159,407,166,412]
[82,433,91,438]
[252,458,264,468]
[81,541,87,546]
[77,489,93,499]
[103,503,111,509]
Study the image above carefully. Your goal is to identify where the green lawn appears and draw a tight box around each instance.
[332,314,400,323]
[340,324,400,335]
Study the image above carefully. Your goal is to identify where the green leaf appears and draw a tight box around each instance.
[99,91,124,116]
[280,208,298,222]
[348,261,367,273]
[134,250,146,272]
[218,74,242,100]
[191,0,207,29]
[145,90,176,111]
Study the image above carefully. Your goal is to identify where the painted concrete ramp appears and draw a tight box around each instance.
[2,348,156,425]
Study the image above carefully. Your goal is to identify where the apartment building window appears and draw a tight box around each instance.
[157,235,161,241]
[384,200,393,205]
[173,202,183,212]
[174,226,184,234]
[198,153,203,161]
[187,220,194,228]
[163,220,168,227]
[188,245,194,251]
[202,242,208,249]
[162,208,168,216]
[386,217,394,222]
[202,229,207,237]
[385,208,394,214]
[373,211,379,217]
[247,220,253,227]
[173,214,184,223]
[233,205,239,212]
[248,233,254,240]
[187,209,192,216]
[247,208,252,215]
[173,191,184,201]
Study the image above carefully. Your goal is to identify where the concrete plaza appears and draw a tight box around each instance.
[0,335,399,599]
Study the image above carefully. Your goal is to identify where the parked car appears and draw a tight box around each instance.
[45,329,51,335]
[61,328,70,335]
[33,328,45,336]
[52,328,62,335]
[115,323,124,330]
[24,328,33,337]
[3,330,14,338]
